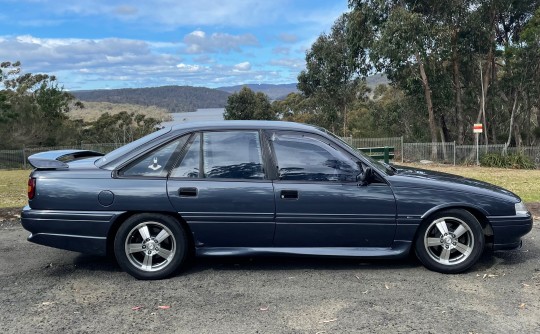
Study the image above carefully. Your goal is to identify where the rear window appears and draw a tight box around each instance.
[95,127,171,167]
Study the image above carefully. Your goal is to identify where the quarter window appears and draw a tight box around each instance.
[120,135,189,177]
[271,132,359,182]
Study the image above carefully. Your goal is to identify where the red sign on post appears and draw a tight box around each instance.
[473,123,483,133]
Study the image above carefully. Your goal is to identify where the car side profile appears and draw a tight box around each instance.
[21,121,533,279]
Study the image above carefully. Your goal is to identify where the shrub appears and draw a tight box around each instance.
[480,152,535,169]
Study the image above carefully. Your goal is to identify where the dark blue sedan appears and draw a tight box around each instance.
[21,121,533,279]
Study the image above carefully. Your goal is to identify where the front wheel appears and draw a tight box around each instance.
[415,209,484,274]
[114,213,188,280]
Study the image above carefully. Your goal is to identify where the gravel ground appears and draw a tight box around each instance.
[0,210,539,333]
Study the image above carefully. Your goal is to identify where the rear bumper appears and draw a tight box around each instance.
[21,206,124,255]
[487,215,533,251]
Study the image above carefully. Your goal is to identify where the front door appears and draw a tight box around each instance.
[268,131,397,247]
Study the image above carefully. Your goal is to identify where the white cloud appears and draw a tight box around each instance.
[0,34,300,89]
[48,0,288,27]
[233,61,251,72]
[270,58,305,69]
[176,63,205,73]
[182,30,258,54]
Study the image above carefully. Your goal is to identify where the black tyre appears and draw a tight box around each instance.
[415,209,484,274]
[114,213,188,280]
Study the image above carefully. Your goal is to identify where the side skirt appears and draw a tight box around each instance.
[196,241,412,259]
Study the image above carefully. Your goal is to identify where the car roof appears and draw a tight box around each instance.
[169,120,323,133]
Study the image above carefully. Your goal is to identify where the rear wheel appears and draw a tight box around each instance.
[114,213,188,280]
[415,209,484,274]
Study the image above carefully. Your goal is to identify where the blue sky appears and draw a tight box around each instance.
[0,0,349,90]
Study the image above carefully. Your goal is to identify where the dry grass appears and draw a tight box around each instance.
[0,165,539,209]
[68,101,173,122]
[0,170,30,208]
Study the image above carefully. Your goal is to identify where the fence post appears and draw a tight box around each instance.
[453,141,456,166]
[22,146,27,169]
[401,136,404,163]
[384,146,389,164]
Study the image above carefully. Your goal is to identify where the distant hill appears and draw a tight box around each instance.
[72,86,231,113]
[217,76,387,101]
[217,83,298,100]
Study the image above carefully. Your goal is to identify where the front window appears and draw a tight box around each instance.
[270,131,360,182]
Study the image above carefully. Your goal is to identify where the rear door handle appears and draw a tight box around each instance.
[280,190,298,199]
[179,187,198,197]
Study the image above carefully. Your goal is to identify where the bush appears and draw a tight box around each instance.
[480,152,535,169]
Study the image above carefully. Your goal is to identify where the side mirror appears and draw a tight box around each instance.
[357,166,373,185]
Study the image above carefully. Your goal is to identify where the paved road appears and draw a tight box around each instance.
[1,218,539,333]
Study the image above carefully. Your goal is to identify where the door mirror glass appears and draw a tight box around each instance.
[357,166,374,185]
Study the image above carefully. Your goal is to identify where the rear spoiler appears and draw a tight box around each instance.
[28,150,104,169]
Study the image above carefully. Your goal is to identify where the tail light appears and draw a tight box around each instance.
[28,177,36,200]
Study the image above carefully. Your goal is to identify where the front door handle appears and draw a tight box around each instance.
[280,190,298,199]
[179,187,198,197]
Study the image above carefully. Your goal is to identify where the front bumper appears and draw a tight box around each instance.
[21,206,124,255]
[487,214,533,250]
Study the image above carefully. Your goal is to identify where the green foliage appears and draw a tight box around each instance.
[297,15,366,135]
[223,87,277,121]
[293,0,540,147]
[0,61,77,148]
[480,153,535,169]
[80,111,161,144]
[0,61,161,149]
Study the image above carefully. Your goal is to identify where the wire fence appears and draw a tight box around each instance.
[0,143,123,169]
[1,138,539,169]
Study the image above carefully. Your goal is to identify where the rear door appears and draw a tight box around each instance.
[167,130,276,247]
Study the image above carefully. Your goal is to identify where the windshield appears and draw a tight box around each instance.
[317,127,395,176]
[95,127,171,167]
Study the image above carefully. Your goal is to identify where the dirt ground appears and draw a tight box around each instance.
[0,207,539,333]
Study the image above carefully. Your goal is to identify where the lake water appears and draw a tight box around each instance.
[162,108,225,126]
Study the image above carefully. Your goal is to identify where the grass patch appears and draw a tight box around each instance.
[0,165,539,209]
[0,169,30,208]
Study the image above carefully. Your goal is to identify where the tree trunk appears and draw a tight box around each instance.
[343,104,347,137]
[452,30,465,145]
[417,53,438,160]
[503,92,519,155]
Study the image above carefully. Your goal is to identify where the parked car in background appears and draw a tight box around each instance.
[22,121,533,279]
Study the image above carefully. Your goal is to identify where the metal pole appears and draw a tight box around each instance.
[475,133,479,165]
[453,141,456,166]
[401,136,404,163]
[22,146,26,169]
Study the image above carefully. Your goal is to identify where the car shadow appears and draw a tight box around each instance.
[183,254,422,275]
[64,241,538,277]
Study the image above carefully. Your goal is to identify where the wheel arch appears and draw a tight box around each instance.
[415,205,494,246]
[106,211,195,256]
